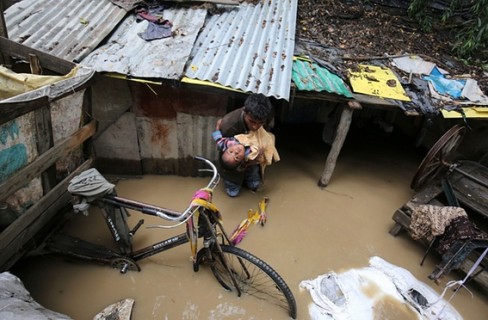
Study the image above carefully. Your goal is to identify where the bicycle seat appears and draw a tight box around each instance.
[68,168,115,199]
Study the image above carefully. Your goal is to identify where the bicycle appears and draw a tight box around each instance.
[42,156,297,319]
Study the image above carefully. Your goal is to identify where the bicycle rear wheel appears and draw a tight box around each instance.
[196,244,297,319]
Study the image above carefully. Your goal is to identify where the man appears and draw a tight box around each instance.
[216,93,274,197]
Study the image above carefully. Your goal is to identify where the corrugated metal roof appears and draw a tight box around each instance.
[81,7,207,79]
[4,0,298,100]
[4,0,127,63]
[292,59,353,98]
[184,0,298,101]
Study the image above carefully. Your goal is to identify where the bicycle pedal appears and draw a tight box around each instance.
[110,257,140,273]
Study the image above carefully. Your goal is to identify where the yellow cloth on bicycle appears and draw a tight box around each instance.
[188,196,222,262]
[191,198,219,214]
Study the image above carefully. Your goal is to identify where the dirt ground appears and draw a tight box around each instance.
[296,0,487,93]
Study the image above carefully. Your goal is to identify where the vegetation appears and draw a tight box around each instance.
[408,0,488,65]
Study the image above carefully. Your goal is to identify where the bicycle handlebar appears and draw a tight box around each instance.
[150,156,220,226]
[194,156,219,191]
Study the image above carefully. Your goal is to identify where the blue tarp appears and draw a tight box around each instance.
[423,67,466,99]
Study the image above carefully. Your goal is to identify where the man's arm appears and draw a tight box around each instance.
[212,129,239,152]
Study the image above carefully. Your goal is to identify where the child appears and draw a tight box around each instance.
[212,130,249,170]
[212,126,280,196]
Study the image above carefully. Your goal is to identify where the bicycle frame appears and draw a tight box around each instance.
[45,156,229,273]
[42,156,297,318]
[97,194,222,264]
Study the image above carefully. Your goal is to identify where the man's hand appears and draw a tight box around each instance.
[257,148,265,163]
[216,118,223,130]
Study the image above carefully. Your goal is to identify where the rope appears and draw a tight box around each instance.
[432,247,488,318]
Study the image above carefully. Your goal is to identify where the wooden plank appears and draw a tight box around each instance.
[318,103,354,187]
[0,120,97,202]
[449,162,488,218]
[409,182,443,205]
[0,158,93,271]
[458,258,488,291]
[352,93,400,107]
[35,105,57,194]
[388,222,404,236]
[0,96,50,126]
[390,209,411,235]
[293,91,352,104]
[29,54,57,193]
[389,192,488,292]
[29,53,42,75]
[0,36,75,74]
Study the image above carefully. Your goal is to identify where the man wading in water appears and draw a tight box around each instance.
[214,93,277,197]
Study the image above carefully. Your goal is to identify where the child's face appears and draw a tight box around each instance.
[222,143,245,167]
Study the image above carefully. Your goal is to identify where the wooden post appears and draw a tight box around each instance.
[318,101,360,187]
[29,53,57,193]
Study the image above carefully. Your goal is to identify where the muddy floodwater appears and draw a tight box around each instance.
[11,124,488,319]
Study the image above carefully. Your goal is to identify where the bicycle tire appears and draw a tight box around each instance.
[196,244,297,319]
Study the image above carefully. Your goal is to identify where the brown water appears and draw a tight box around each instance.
[12,124,488,319]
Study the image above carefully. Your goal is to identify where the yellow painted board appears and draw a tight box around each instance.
[104,72,162,85]
[473,107,488,113]
[348,64,411,101]
[441,108,488,118]
[181,77,244,93]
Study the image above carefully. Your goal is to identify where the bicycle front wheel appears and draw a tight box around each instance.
[196,244,297,319]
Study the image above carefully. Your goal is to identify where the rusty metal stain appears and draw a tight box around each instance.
[151,122,170,145]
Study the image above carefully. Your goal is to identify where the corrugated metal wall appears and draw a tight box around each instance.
[93,80,229,176]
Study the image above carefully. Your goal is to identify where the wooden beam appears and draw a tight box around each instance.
[0,120,97,202]
[318,102,355,187]
[352,93,401,107]
[0,96,50,126]
[0,158,93,271]
[0,36,75,74]
[29,53,43,75]
[293,91,353,104]
[35,104,57,193]
[29,53,57,193]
